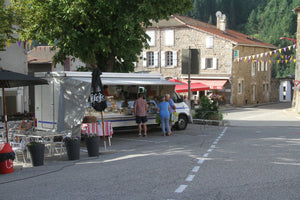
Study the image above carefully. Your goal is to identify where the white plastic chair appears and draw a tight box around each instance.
[10,140,27,163]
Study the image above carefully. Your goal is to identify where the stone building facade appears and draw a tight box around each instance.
[293,7,300,112]
[134,14,276,106]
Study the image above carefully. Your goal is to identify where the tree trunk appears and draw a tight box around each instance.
[106,53,115,72]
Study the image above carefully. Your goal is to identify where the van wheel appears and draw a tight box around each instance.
[175,114,188,130]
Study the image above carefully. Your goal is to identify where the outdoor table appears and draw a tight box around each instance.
[81,122,113,146]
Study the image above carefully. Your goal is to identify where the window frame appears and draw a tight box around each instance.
[238,80,243,94]
[251,62,256,76]
[147,51,154,67]
[166,51,173,66]
[206,36,214,49]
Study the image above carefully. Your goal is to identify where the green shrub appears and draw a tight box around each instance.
[194,96,223,120]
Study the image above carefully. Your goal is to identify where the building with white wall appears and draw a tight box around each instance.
[279,79,293,102]
[0,41,28,116]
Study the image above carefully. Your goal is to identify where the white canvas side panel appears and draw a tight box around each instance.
[35,80,55,129]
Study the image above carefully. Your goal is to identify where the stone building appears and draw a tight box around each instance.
[293,6,300,112]
[134,14,276,106]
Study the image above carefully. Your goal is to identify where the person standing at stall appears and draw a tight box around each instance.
[165,94,176,134]
[134,93,148,137]
[157,96,171,136]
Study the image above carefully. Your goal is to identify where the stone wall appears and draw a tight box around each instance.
[134,27,233,79]
[232,46,273,106]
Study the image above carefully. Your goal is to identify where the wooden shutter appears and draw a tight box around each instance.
[161,51,165,67]
[181,49,189,74]
[173,51,177,67]
[143,52,147,67]
[201,58,206,69]
[191,49,199,74]
[154,51,158,67]
[213,58,218,69]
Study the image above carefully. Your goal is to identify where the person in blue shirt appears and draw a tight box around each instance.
[165,94,176,133]
[157,96,171,136]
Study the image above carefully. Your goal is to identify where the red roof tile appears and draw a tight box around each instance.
[154,15,276,49]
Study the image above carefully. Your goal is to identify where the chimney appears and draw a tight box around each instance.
[216,11,226,33]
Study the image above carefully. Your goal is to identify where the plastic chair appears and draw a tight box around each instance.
[10,140,27,163]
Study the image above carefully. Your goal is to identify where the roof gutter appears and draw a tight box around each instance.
[235,43,277,49]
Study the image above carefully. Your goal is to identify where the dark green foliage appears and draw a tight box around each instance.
[11,0,192,72]
[0,0,15,53]
[194,96,222,120]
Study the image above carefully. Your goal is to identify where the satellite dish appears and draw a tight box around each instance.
[216,11,222,18]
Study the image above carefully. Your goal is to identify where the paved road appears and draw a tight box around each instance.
[1,102,300,200]
[223,102,300,126]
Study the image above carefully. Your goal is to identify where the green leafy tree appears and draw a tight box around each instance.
[186,0,266,30]
[245,0,298,78]
[11,0,192,72]
[0,0,15,52]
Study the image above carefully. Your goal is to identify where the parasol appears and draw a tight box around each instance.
[91,65,107,149]
[0,68,48,143]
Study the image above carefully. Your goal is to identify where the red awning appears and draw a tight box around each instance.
[168,78,186,84]
[183,79,228,90]
[175,82,210,93]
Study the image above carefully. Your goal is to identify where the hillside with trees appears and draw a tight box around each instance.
[186,0,299,78]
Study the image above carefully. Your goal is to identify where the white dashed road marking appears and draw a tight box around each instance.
[175,185,187,193]
[185,175,195,182]
[192,166,200,172]
[171,127,228,197]
[197,159,205,164]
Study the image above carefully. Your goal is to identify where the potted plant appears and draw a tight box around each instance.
[82,133,100,157]
[63,136,81,160]
[26,141,45,166]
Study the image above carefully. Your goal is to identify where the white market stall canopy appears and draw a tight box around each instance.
[35,71,181,85]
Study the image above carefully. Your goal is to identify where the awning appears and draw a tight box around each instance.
[183,79,228,90]
[175,82,210,93]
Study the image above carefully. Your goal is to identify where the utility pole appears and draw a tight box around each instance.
[188,46,192,109]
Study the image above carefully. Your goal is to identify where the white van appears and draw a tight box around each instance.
[34,71,192,135]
